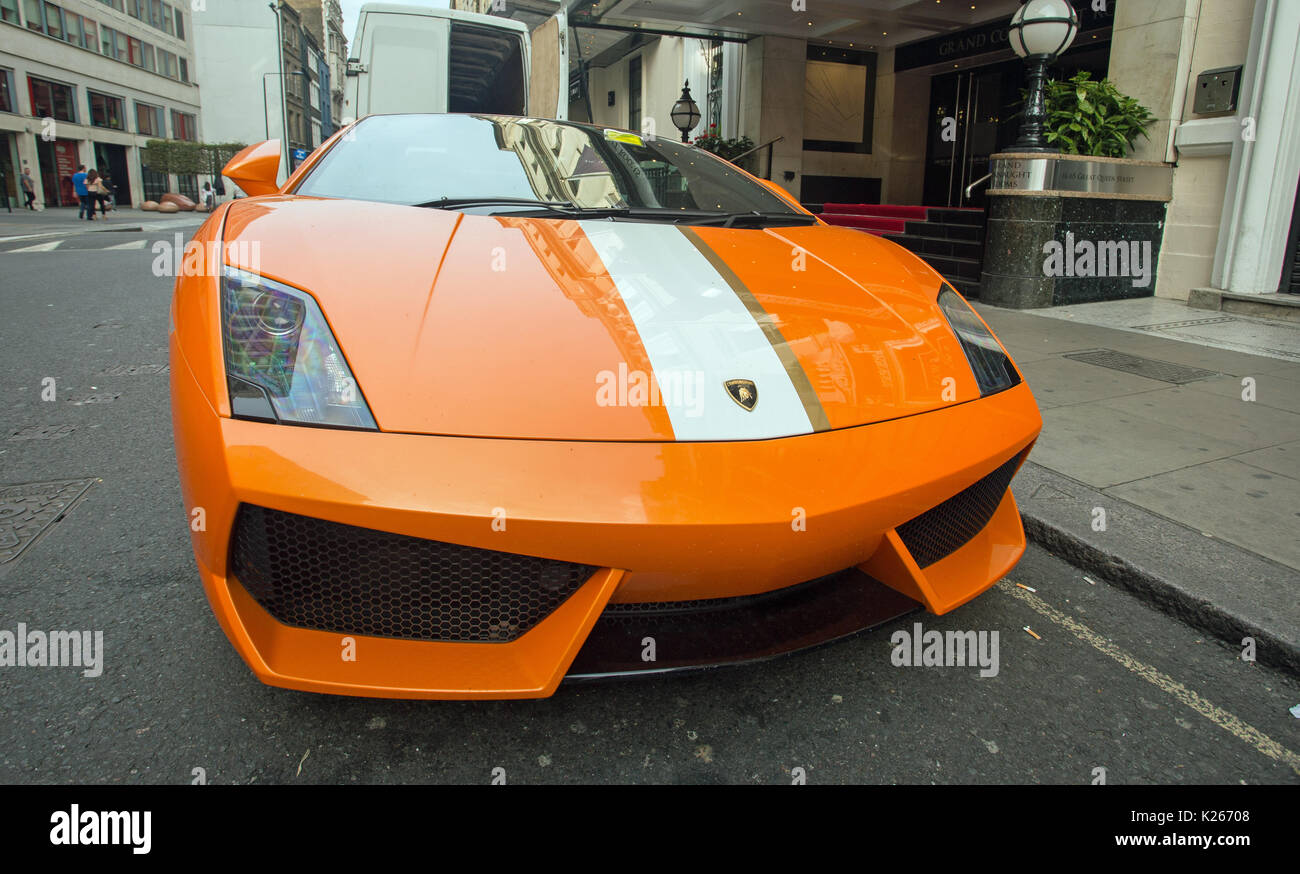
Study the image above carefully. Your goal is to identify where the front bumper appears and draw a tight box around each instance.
[172,334,1041,699]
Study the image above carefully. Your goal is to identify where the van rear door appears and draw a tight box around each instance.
[526,13,568,120]
[348,8,451,116]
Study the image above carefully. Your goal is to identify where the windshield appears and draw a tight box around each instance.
[294,114,800,216]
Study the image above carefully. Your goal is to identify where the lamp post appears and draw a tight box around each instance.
[1009,0,1080,152]
[670,81,701,144]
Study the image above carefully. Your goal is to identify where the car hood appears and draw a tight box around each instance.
[222,197,986,441]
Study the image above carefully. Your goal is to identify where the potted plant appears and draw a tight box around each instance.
[1041,71,1155,158]
[692,124,755,162]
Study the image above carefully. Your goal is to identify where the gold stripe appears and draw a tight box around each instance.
[679,227,831,432]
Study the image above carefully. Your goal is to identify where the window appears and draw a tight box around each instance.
[141,165,166,201]
[114,30,127,60]
[100,24,114,58]
[42,2,62,39]
[176,174,198,200]
[161,3,171,35]
[179,57,188,83]
[170,109,196,140]
[1,0,20,24]
[64,11,81,46]
[127,36,142,66]
[88,91,125,129]
[82,18,97,51]
[0,69,15,113]
[135,101,164,136]
[28,76,76,122]
[23,0,40,30]
[173,7,182,39]
[628,56,642,134]
[158,49,177,79]
[142,43,155,73]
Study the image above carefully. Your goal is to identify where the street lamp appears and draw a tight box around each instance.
[1009,0,1079,152]
[670,81,701,144]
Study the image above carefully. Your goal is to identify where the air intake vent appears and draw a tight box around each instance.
[229,505,597,642]
[895,452,1023,568]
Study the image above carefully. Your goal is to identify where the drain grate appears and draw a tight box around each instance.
[0,478,95,564]
[8,424,77,441]
[1063,349,1219,384]
[1134,317,1238,330]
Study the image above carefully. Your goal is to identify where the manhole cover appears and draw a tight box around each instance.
[7,424,77,441]
[101,364,168,376]
[1062,349,1219,384]
[0,478,95,564]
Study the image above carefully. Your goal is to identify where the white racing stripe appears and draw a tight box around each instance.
[580,221,814,441]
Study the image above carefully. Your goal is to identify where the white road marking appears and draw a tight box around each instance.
[999,580,1300,775]
[8,240,63,252]
[100,240,147,250]
[580,221,813,440]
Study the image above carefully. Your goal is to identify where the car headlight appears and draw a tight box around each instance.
[221,267,377,429]
[937,288,1021,396]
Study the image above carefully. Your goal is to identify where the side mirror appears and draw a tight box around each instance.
[223,140,281,197]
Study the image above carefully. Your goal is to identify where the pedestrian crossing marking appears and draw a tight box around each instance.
[101,240,147,250]
[8,240,63,252]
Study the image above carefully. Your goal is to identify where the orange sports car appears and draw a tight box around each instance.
[170,114,1041,699]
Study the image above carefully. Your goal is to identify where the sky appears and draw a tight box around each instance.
[338,0,450,49]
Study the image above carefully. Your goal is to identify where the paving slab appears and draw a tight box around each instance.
[1107,459,1300,571]
[1034,403,1248,487]
[1092,385,1300,449]
[1017,356,1168,407]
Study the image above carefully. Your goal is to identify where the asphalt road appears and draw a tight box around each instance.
[1,226,1297,785]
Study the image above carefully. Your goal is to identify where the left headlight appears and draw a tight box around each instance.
[937,288,1021,397]
[221,267,377,429]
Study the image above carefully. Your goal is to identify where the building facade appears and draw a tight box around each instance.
[0,0,201,208]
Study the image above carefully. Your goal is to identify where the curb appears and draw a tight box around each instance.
[1014,462,1300,677]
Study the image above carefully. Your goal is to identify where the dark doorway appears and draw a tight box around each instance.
[93,142,133,208]
[36,137,80,206]
[922,44,1110,208]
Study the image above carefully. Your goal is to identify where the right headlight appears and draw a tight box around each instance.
[937,288,1021,397]
[221,267,377,429]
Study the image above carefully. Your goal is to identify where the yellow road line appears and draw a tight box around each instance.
[998,580,1300,776]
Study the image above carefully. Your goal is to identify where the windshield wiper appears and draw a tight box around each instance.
[411,197,582,213]
[683,211,819,228]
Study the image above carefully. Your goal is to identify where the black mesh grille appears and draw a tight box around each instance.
[895,452,1023,568]
[229,505,598,642]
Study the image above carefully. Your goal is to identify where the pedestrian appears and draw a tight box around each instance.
[101,173,116,212]
[72,165,93,220]
[201,181,215,210]
[88,170,111,217]
[20,167,36,210]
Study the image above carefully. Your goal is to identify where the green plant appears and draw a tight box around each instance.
[142,140,248,177]
[1041,71,1155,158]
[692,124,755,161]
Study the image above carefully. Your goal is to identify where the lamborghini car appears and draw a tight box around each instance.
[170,113,1041,699]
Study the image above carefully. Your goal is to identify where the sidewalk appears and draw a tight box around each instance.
[977,298,1300,673]
[0,205,205,240]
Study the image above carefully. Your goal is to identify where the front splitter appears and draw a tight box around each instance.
[564,568,921,681]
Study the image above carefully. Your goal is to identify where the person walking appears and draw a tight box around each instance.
[88,169,111,217]
[20,168,36,210]
[72,165,93,220]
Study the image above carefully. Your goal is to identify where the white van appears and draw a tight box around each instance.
[343,3,568,121]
